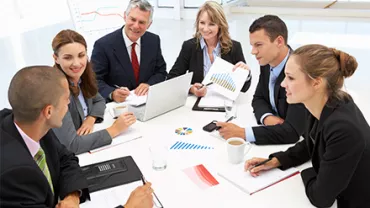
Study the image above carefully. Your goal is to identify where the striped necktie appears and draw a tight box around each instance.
[34,147,54,194]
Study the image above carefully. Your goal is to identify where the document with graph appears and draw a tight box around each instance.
[202,57,250,100]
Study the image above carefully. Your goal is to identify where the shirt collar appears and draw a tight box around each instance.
[14,122,40,157]
[200,37,221,52]
[270,50,290,76]
[122,27,141,48]
[68,79,81,87]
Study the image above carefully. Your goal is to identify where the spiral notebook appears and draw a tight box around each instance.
[218,164,299,195]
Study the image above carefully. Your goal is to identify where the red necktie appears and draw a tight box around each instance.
[131,42,140,84]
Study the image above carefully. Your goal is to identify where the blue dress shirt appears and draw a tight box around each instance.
[200,37,221,77]
[245,51,290,142]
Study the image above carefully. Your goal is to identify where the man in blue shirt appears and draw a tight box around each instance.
[217,15,306,144]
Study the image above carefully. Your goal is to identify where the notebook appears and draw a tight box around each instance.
[218,164,299,195]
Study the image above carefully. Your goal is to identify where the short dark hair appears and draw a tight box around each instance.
[249,15,288,45]
[8,66,66,123]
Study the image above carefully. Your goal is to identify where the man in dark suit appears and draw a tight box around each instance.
[91,0,167,103]
[0,66,153,208]
[217,15,306,144]
[0,66,90,207]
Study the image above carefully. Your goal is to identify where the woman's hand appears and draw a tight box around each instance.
[76,116,96,135]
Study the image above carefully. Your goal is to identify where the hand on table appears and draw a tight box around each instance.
[134,83,149,96]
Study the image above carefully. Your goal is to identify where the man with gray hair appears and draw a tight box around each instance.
[92,0,167,102]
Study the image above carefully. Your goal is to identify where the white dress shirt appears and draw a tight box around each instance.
[122,28,141,64]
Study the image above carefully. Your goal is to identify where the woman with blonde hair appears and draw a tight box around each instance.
[167,1,251,97]
[245,44,370,208]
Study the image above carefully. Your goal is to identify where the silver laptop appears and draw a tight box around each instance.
[128,72,193,122]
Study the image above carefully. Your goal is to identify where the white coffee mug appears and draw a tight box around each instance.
[227,137,252,164]
[113,105,128,117]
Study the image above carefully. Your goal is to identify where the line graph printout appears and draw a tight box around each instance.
[203,57,250,101]
[67,0,128,55]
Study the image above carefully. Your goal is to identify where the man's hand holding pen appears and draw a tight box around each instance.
[123,182,153,208]
[216,116,245,140]
[112,85,130,103]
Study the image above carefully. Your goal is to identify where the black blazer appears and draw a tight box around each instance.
[271,98,370,208]
[167,38,251,92]
[0,109,90,207]
[251,49,307,144]
[91,26,167,100]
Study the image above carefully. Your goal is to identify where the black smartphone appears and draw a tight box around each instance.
[203,120,219,132]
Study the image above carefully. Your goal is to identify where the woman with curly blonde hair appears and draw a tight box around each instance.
[167,1,251,97]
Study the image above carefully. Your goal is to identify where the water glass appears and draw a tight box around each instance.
[149,144,168,171]
[224,99,237,119]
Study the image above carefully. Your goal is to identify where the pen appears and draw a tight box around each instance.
[248,158,272,171]
[216,116,235,131]
[198,82,213,89]
[141,175,164,208]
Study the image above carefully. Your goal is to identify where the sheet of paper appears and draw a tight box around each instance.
[125,90,147,106]
[183,164,219,189]
[218,163,299,195]
[80,181,142,208]
[203,57,249,101]
[89,123,142,153]
[198,85,226,108]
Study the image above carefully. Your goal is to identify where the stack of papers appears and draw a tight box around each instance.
[218,164,299,195]
[198,85,226,108]
[125,91,147,106]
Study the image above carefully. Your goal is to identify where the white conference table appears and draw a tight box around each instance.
[78,93,336,208]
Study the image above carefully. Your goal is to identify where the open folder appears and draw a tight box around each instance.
[218,164,299,195]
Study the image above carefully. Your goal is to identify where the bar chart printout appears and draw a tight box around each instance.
[210,73,236,92]
[203,57,250,100]
[170,141,214,150]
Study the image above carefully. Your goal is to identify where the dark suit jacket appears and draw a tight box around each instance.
[271,98,370,208]
[0,109,90,207]
[167,38,251,92]
[251,49,307,144]
[91,26,167,100]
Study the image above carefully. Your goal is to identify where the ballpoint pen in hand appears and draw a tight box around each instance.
[199,82,213,89]
[248,158,272,171]
[216,116,235,131]
[141,175,164,208]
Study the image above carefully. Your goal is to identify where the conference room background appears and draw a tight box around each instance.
[0,0,369,122]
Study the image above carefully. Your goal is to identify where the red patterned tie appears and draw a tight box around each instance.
[131,42,140,84]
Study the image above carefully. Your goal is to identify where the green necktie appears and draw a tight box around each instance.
[34,147,54,194]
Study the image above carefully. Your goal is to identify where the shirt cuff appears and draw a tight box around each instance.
[245,126,256,143]
[260,113,273,125]
[108,92,113,101]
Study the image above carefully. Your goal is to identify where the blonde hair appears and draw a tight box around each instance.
[194,1,232,54]
[293,44,358,102]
